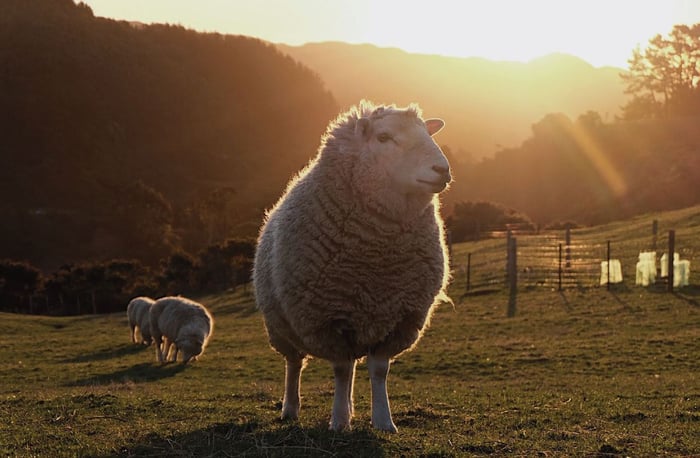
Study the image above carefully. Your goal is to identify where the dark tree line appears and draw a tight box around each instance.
[0,0,337,270]
[0,238,255,315]
[446,201,535,243]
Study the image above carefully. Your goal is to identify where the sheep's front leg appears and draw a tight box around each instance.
[367,353,397,432]
[330,359,356,431]
[281,355,304,420]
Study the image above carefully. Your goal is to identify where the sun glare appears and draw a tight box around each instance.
[352,0,682,67]
[80,0,700,68]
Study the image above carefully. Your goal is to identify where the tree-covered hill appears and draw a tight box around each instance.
[446,112,700,226]
[0,0,338,268]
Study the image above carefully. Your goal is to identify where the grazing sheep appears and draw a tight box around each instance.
[149,296,214,364]
[253,101,452,432]
[126,296,155,345]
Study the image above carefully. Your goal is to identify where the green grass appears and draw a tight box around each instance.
[2,209,700,456]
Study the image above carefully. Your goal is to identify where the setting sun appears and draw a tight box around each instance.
[80,0,700,68]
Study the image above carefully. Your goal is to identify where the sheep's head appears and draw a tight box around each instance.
[177,335,204,364]
[354,105,451,201]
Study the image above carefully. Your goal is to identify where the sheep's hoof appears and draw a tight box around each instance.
[280,404,299,420]
[372,420,398,433]
[280,408,299,421]
[329,419,352,432]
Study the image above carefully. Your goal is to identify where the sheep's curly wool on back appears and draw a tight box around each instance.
[254,101,450,362]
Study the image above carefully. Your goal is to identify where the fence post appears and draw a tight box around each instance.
[606,240,611,291]
[507,237,517,317]
[565,225,571,268]
[466,253,471,292]
[558,243,563,291]
[652,219,658,251]
[668,230,675,292]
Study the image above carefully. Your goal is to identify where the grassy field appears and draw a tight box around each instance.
[2,211,700,457]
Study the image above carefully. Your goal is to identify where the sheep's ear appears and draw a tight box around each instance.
[425,118,445,136]
[355,117,371,140]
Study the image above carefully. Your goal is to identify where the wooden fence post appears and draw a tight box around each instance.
[668,230,675,292]
[507,237,517,317]
[558,243,563,291]
[466,252,471,292]
[565,225,571,268]
[606,240,611,291]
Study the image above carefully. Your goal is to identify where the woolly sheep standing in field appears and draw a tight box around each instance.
[127,296,155,345]
[253,101,452,432]
[149,296,214,364]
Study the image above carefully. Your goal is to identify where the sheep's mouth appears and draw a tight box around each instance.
[417,179,449,193]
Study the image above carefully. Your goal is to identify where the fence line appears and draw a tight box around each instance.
[457,227,695,295]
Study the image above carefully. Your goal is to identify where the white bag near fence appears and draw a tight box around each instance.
[600,259,623,285]
[635,251,657,286]
[660,253,680,278]
[660,253,690,287]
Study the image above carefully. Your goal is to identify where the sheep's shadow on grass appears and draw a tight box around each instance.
[67,362,187,386]
[62,342,147,363]
[112,422,386,458]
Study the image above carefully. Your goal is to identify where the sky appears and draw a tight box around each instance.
[79,0,700,68]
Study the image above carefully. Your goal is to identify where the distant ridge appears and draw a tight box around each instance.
[277,41,628,158]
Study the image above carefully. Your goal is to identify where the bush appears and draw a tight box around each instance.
[447,200,535,243]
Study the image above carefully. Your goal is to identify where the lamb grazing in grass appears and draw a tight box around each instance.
[253,100,452,432]
[126,296,155,345]
[149,296,213,364]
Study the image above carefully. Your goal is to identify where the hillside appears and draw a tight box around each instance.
[277,42,628,158]
[446,114,700,225]
[0,0,338,268]
[2,204,700,455]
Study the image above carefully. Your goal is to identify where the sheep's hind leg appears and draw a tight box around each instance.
[367,353,398,433]
[169,345,179,363]
[329,359,355,431]
[281,354,305,420]
[161,338,173,363]
[154,336,164,362]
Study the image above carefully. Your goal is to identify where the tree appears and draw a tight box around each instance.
[0,259,42,313]
[447,201,534,243]
[159,251,197,294]
[621,24,700,118]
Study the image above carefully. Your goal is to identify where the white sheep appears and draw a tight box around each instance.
[253,101,452,432]
[126,296,155,345]
[149,296,214,364]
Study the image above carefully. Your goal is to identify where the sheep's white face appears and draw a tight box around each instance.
[359,112,451,197]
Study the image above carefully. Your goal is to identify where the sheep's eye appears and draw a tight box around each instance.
[377,133,393,143]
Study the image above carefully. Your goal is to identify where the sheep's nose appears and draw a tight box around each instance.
[432,165,452,182]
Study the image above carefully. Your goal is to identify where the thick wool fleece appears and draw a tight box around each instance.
[127,296,155,344]
[149,296,213,361]
[253,103,450,362]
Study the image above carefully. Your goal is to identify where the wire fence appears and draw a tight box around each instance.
[454,227,697,295]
